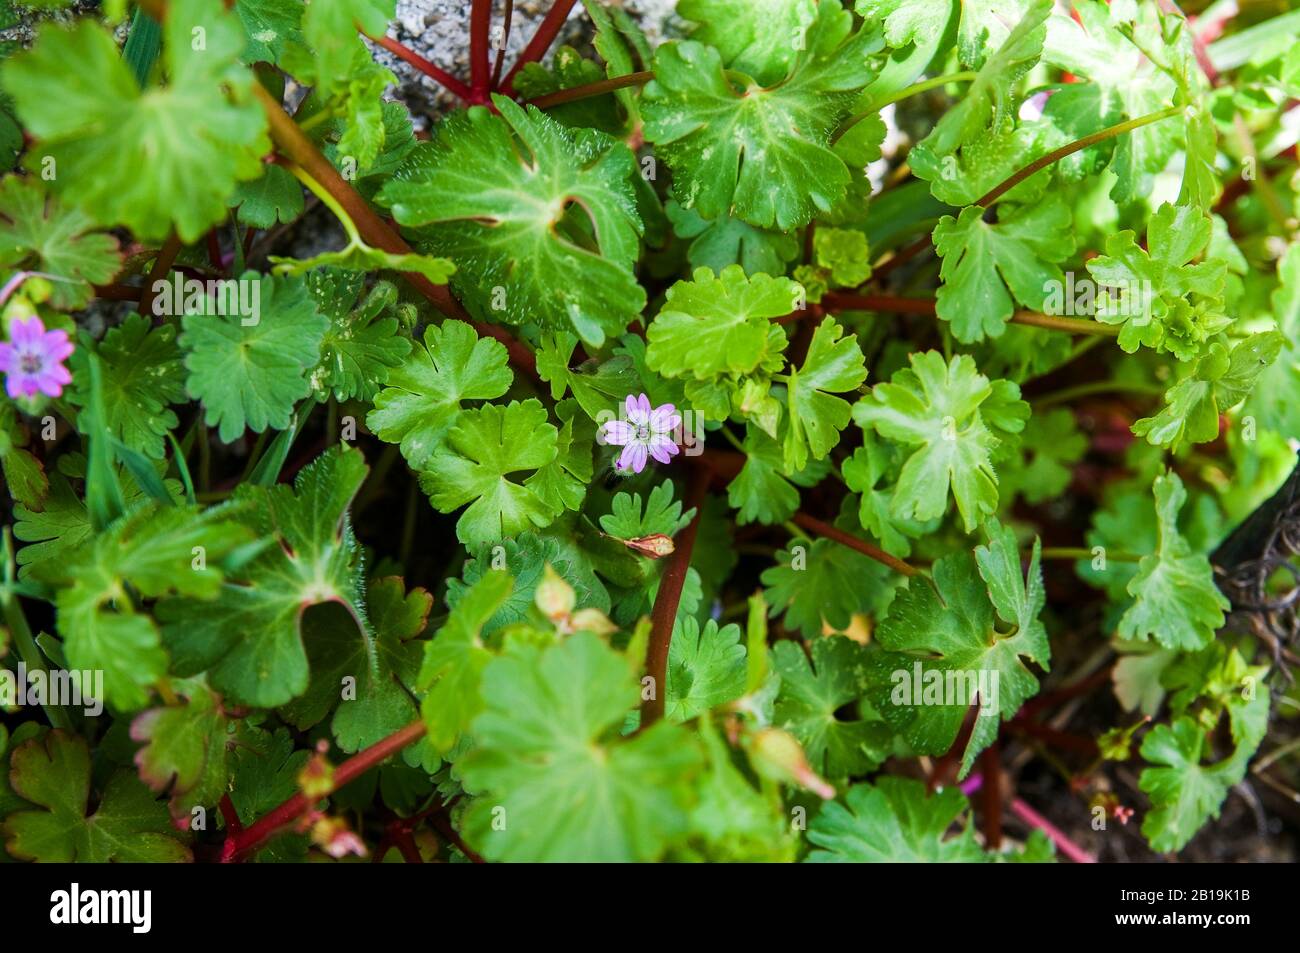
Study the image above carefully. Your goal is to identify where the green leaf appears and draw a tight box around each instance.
[866,522,1050,777]
[3,730,190,862]
[1133,333,1282,449]
[841,439,931,557]
[230,163,304,229]
[283,576,429,753]
[234,0,303,64]
[933,197,1074,342]
[855,0,953,55]
[447,533,608,635]
[1001,407,1086,505]
[1084,203,1229,360]
[665,199,800,278]
[1043,1,1180,204]
[1249,243,1300,436]
[0,174,119,309]
[536,333,641,422]
[0,402,47,509]
[460,632,703,862]
[666,617,746,721]
[1118,471,1228,652]
[853,351,1027,532]
[1138,693,1267,853]
[130,679,229,819]
[38,502,254,711]
[418,570,513,753]
[419,399,566,547]
[762,533,894,641]
[782,316,867,470]
[305,271,413,403]
[772,636,890,779]
[70,314,186,461]
[367,319,512,470]
[916,0,1049,156]
[269,242,454,286]
[813,227,872,288]
[180,272,328,443]
[728,426,828,526]
[1,0,269,241]
[805,777,986,862]
[600,479,695,541]
[160,447,369,708]
[642,2,881,230]
[380,96,645,347]
[647,265,794,380]
[677,0,818,86]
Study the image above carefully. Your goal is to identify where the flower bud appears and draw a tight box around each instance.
[747,727,834,800]
[534,563,575,621]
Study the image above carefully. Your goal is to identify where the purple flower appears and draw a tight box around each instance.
[0,316,74,399]
[601,393,681,473]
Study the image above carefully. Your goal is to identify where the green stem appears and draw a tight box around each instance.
[1039,547,1142,563]
[2,531,72,730]
[1032,380,1164,408]
[284,161,364,247]
[835,72,977,144]
[720,427,747,454]
[977,105,1183,207]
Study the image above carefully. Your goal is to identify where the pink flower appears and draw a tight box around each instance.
[0,316,74,399]
[601,393,681,473]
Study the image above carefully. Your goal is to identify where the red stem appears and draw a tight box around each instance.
[492,0,515,88]
[640,466,709,727]
[1009,797,1097,863]
[218,794,243,834]
[500,0,578,96]
[792,512,920,577]
[470,0,493,97]
[375,36,474,101]
[221,720,427,862]
[139,231,182,316]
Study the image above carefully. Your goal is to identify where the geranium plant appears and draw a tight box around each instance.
[0,0,1297,864]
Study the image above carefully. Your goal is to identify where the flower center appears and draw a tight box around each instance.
[635,423,651,442]
[19,353,43,374]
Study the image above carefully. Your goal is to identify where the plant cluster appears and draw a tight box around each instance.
[0,0,1298,863]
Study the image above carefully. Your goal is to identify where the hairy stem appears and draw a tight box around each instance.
[500,0,579,96]
[222,719,428,862]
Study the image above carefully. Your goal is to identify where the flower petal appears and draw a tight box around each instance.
[601,420,634,445]
[648,436,678,465]
[628,441,649,473]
